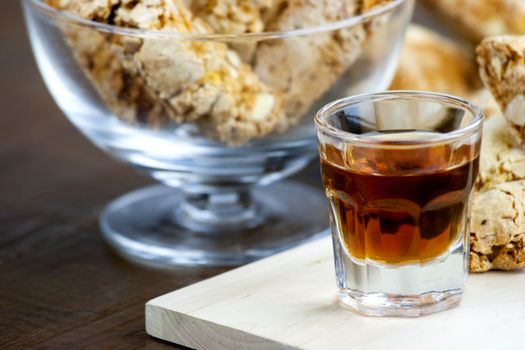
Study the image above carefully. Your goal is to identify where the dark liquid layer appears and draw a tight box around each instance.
[321,145,478,264]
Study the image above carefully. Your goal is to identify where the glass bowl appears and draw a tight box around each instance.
[22,0,414,267]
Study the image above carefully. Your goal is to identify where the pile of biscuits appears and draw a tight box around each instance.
[46,1,525,272]
[46,0,390,145]
[391,0,525,272]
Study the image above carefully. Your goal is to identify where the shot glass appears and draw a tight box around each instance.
[315,91,483,317]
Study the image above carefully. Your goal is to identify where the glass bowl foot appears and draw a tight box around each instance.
[100,181,329,267]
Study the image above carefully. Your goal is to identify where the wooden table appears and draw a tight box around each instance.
[0,2,323,349]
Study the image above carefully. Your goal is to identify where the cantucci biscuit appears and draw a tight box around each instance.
[46,0,285,145]
[186,0,275,61]
[422,0,525,43]
[476,110,525,191]
[390,25,480,96]
[254,0,391,124]
[478,35,525,147]
[470,180,525,272]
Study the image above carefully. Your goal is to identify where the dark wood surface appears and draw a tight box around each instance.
[0,2,323,349]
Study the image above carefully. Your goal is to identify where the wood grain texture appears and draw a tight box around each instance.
[147,237,525,350]
[0,2,322,349]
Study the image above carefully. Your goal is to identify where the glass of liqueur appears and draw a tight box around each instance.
[316,92,483,316]
[23,0,415,268]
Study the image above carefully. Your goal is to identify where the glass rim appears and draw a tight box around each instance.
[26,0,409,41]
[315,90,484,148]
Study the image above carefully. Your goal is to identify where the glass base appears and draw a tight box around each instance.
[338,289,462,317]
[100,181,328,267]
[332,233,467,317]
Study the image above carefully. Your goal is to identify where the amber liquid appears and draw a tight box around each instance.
[321,134,479,265]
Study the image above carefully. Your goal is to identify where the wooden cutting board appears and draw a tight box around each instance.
[146,237,525,350]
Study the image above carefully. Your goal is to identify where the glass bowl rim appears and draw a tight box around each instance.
[315,90,484,148]
[25,0,409,41]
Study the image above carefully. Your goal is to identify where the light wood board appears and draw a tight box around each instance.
[146,237,525,350]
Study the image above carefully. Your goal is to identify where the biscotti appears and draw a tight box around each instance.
[255,0,392,123]
[47,0,393,145]
[470,180,525,272]
[422,0,525,43]
[478,36,525,147]
[46,0,285,145]
[390,25,480,96]
[186,0,275,61]
[471,35,525,271]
